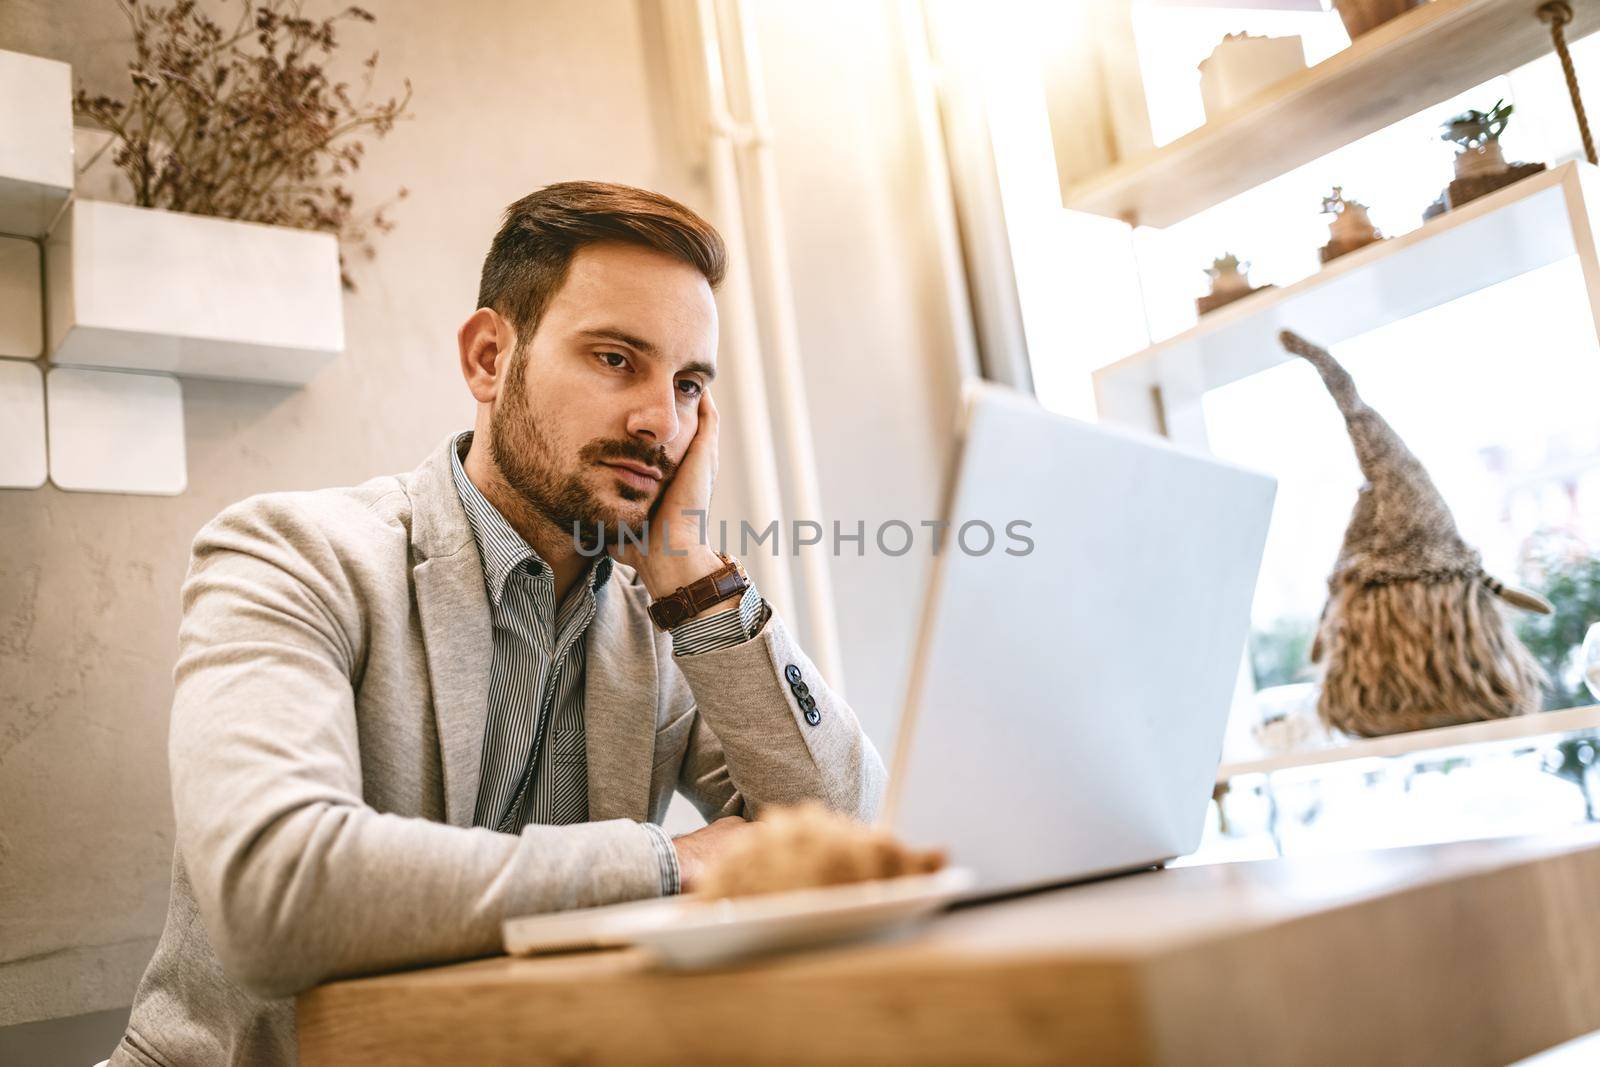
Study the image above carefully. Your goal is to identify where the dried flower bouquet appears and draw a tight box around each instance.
[74,0,412,287]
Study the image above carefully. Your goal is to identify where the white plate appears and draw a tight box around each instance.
[502,868,974,967]
[503,895,683,956]
[632,867,974,970]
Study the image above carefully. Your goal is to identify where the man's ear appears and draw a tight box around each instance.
[458,308,516,403]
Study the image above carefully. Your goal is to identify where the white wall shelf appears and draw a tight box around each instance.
[46,366,186,495]
[1060,0,1600,228]
[45,199,345,386]
[1219,703,1600,782]
[0,49,72,239]
[1094,161,1600,436]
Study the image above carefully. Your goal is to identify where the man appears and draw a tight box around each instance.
[111,181,886,1067]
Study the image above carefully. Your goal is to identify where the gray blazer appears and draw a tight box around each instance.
[112,435,888,1067]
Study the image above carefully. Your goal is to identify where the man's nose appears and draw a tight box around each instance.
[624,379,681,445]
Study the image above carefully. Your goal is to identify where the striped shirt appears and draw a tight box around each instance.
[448,431,765,895]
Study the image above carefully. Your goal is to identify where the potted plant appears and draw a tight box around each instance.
[48,0,412,386]
[1445,100,1516,178]
[1434,99,1545,213]
[1318,186,1385,264]
[1197,253,1272,315]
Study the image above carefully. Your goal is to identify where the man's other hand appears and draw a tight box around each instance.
[671,816,757,894]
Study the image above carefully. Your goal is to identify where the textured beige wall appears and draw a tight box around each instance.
[0,0,967,1030]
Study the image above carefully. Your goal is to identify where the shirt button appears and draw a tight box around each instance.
[804,707,822,726]
[784,664,802,684]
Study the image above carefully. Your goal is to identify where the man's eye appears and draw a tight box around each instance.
[677,379,704,399]
[598,352,629,370]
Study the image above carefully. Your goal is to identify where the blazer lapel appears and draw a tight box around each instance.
[408,435,493,828]
[583,576,659,823]
[414,552,492,827]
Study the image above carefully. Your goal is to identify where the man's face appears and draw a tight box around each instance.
[489,241,718,544]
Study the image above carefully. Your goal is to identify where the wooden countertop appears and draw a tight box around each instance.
[298,829,1600,1065]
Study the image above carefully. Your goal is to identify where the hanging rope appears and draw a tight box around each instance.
[1540,1,1596,166]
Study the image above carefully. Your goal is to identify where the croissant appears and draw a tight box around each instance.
[696,801,946,899]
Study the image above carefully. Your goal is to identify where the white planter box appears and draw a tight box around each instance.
[45,199,345,385]
[46,366,186,495]
[0,49,73,238]
[0,358,46,489]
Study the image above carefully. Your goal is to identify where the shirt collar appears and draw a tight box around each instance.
[448,431,612,607]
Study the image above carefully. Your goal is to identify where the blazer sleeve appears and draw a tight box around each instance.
[668,605,888,825]
[168,497,667,1000]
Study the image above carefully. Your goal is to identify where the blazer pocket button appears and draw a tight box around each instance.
[784,664,802,684]
[804,707,822,726]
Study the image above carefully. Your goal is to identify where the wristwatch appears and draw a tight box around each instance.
[647,552,751,630]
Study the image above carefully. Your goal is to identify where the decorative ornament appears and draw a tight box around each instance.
[1318,187,1385,264]
[1278,330,1551,739]
[1197,253,1271,315]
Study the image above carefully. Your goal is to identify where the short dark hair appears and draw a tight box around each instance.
[476,181,727,345]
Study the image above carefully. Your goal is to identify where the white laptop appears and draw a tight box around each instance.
[883,381,1275,897]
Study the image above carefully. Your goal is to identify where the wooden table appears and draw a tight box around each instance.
[298,830,1600,1065]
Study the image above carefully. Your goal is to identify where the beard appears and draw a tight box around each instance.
[489,351,676,552]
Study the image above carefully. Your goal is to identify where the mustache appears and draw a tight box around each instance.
[582,438,677,479]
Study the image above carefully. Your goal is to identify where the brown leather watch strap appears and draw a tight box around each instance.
[647,553,750,630]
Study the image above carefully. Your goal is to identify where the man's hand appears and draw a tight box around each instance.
[609,388,724,599]
[671,816,758,894]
